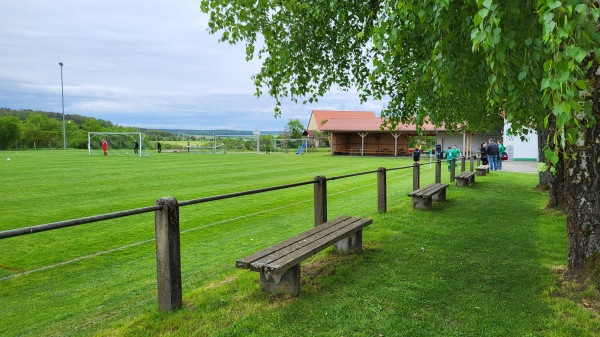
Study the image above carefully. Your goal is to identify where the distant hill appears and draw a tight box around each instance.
[158,129,282,136]
[1,108,282,136]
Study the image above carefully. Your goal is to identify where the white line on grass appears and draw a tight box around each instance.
[1,168,420,281]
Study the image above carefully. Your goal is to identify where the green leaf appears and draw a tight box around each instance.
[548,0,562,10]
[544,148,559,165]
[543,59,552,72]
[478,8,489,19]
[575,80,587,90]
[575,4,587,13]
[575,48,588,63]
[541,78,551,90]
[483,0,492,9]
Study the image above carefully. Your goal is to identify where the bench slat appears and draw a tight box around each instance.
[258,217,372,274]
[408,183,448,197]
[236,215,353,269]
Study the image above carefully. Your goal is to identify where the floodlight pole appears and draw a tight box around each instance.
[59,62,66,150]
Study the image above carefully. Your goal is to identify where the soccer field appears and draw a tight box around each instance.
[0,150,418,336]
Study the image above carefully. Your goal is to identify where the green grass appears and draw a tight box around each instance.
[0,150,598,336]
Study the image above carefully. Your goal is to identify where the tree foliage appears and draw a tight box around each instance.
[201,0,598,136]
[201,1,600,279]
[283,118,305,139]
[0,116,24,149]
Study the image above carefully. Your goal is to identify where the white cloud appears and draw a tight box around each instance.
[0,0,385,131]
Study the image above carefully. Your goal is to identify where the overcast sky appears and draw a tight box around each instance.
[0,0,386,131]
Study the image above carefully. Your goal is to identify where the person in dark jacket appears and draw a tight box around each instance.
[413,145,421,164]
[480,142,488,165]
[486,139,498,171]
[435,143,442,159]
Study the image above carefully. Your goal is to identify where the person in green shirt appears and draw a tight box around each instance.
[497,140,506,171]
[451,145,462,160]
[445,146,454,171]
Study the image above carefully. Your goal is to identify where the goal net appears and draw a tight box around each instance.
[215,134,260,153]
[88,132,149,157]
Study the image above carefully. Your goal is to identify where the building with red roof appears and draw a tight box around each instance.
[306,110,502,157]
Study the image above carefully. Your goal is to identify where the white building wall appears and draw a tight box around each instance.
[504,122,538,161]
[435,132,502,156]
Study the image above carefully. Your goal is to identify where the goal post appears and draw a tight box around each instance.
[88,132,145,156]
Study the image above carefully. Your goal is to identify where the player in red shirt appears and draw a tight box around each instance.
[102,138,108,156]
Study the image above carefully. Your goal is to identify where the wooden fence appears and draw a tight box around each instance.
[0,156,478,311]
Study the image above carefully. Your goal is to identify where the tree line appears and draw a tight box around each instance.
[0,108,178,150]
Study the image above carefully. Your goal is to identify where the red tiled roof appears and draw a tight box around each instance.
[321,117,444,132]
[310,110,376,130]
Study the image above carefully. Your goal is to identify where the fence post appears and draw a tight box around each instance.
[377,167,387,213]
[470,155,475,172]
[154,197,182,312]
[413,163,420,191]
[477,154,481,166]
[450,159,456,182]
[435,160,442,183]
[314,175,327,226]
[460,156,466,172]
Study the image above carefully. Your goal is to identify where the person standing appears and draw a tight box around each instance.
[480,142,488,165]
[435,143,442,160]
[451,145,461,160]
[134,141,139,154]
[486,139,498,171]
[157,141,162,153]
[102,138,108,156]
[497,139,506,171]
[445,146,454,171]
[413,145,421,165]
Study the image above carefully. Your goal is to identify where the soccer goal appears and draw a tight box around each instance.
[215,134,260,153]
[88,132,148,157]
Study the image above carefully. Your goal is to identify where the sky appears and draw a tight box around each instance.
[0,0,386,131]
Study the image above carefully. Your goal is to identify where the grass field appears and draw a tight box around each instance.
[0,150,598,336]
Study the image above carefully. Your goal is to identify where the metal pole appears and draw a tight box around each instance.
[59,62,66,150]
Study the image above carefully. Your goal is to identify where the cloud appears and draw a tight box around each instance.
[0,0,386,131]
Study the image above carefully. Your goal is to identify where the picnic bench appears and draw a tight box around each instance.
[455,171,476,187]
[236,215,373,295]
[407,183,449,210]
[476,165,490,176]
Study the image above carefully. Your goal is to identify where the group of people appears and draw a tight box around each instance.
[413,144,462,172]
[100,139,163,156]
[480,139,506,171]
[415,141,506,172]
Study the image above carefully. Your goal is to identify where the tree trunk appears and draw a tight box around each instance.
[536,126,551,190]
[565,64,600,280]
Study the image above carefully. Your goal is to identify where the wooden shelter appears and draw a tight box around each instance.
[321,117,442,156]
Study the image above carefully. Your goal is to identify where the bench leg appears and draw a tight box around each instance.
[333,230,362,253]
[476,169,486,176]
[432,188,447,202]
[469,175,475,184]
[455,178,469,187]
[412,196,432,210]
[259,265,300,295]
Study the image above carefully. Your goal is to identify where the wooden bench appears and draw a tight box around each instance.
[407,183,449,210]
[236,215,373,295]
[476,165,490,176]
[455,171,476,187]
